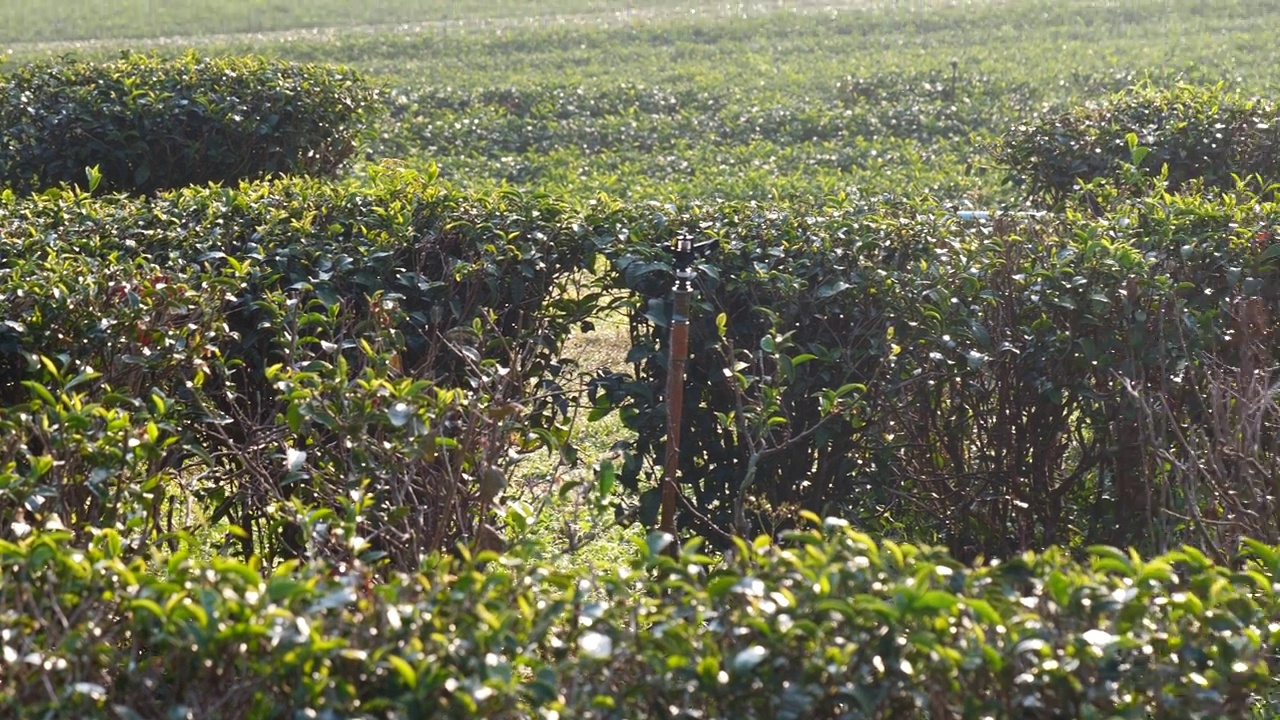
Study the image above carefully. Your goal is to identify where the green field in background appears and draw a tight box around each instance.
[0,0,712,44]
[4,0,1279,202]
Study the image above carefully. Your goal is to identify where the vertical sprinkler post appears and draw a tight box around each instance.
[659,236,715,540]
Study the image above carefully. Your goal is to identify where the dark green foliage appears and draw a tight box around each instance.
[1,520,1277,718]
[594,199,931,542]
[996,83,1280,204]
[0,52,380,195]
[597,184,1280,561]
[0,168,605,567]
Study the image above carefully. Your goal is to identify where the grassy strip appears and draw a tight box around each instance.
[0,0,992,47]
[0,0,700,45]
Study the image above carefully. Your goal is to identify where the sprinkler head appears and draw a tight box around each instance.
[672,237,718,272]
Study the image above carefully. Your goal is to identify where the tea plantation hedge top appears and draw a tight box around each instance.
[0,51,380,195]
[996,83,1280,205]
[2,519,1278,718]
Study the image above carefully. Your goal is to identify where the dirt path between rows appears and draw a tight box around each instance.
[6,0,1007,54]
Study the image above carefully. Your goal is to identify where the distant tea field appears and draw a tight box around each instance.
[6,0,1280,202]
[0,0,704,44]
[0,0,994,46]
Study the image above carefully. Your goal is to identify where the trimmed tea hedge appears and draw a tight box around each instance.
[595,185,1280,561]
[0,518,1277,718]
[995,83,1280,205]
[0,52,380,195]
[8,169,1280,567]
[0,166,611,567]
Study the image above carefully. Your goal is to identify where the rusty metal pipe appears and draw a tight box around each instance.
[659,264,695,538]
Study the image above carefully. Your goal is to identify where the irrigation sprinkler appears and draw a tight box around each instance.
[952,210,1047,222]
[659,235,717,540]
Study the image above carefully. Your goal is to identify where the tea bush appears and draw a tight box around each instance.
[595,184,1280,561]
[996,83,1280,205]
[372,67,1038,203]
[1,518,1277,718]
[7,162,1279,569]
[0,52,380,195]
[7,4,1280,716]
[385,71,1026,160]
[0,167,612,566]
